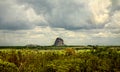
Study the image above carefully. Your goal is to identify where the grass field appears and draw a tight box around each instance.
[0,46,120,72]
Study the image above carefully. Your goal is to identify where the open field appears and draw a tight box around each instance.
[0,46,120,72]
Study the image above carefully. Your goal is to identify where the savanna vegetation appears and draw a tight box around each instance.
[0,46,120,72]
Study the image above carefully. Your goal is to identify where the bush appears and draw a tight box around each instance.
[0,47,120,72]
[46,58,84,72]
[0,59,19,72]
[65,48,76,56]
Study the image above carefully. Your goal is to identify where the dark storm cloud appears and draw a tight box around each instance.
[111,0,120,11]
[18,0,119,31]
[0,0,119,32]
[45,0,95,30]
[0,0,120,31]
[1,0,117,31]
[0,20,33,30]
[0,0,34,30]
[16,0,97,30]
[17,0,53,14]
[108,0,120,21]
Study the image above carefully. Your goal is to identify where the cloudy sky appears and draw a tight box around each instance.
[0,0,120,46]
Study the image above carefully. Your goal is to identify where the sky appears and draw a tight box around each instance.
[0,0,120,46]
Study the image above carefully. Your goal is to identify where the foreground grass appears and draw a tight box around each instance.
[0,47,120,72]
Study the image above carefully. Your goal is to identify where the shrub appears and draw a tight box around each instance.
[0,59,19,72]
[64,48,76,56]
[0,47,120,72]
[46,58,84,72]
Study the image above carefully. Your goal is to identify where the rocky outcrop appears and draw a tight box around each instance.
[54,37,64,46]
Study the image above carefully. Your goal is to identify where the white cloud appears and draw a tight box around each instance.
[88,0,111,24]
[105,11,120,29]
[94,32,115,37]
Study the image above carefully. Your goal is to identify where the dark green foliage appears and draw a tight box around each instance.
[0,46,120,72]
[65,48,76,56]
[0,59,19,72]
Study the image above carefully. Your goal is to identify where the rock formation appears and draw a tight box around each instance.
[54,37,64,46]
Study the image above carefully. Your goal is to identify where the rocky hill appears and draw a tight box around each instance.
[54,37,64,46]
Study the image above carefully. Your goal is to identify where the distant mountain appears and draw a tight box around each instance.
[25,44,40,47]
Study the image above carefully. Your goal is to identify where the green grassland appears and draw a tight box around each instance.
[0,46,120,72]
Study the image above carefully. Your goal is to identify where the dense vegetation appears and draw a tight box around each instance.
[0,46,120,72]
